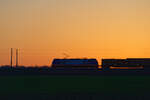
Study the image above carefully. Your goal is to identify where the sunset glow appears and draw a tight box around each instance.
[1,0,150,66]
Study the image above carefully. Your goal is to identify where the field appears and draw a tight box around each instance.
[0,75,150,100]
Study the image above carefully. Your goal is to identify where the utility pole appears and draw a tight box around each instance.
[16,49,18,67]
[10,48,13,67]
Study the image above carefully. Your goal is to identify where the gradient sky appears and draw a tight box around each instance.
[0,0,150,66]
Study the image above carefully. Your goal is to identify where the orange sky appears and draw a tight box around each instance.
[0,0,150,66]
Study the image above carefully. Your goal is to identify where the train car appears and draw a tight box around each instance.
[51,59,99,69]
[102,58,150,70]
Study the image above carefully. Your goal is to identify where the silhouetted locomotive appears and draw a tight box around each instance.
[52,59,98,69]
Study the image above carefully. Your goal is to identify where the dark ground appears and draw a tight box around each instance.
[0,67,149,100]
[0,75,150,100]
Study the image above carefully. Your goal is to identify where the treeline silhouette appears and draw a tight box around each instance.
[0,65,149,76]
[0,65,100,75]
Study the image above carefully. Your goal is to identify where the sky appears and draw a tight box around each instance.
[0,0,150,66]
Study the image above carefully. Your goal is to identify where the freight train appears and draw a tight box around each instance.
[52,58,150,70]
